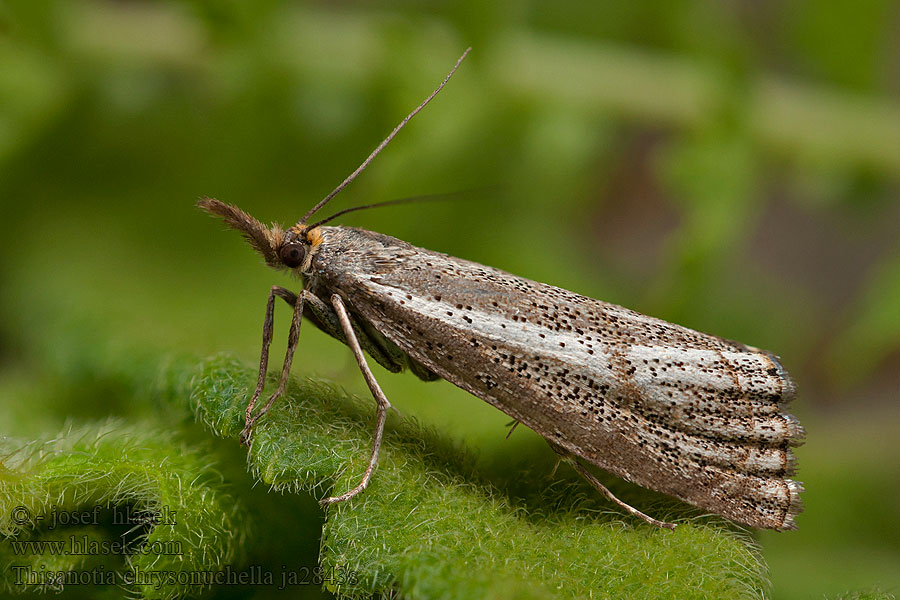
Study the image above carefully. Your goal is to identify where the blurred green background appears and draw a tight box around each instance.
[1,1,899,598]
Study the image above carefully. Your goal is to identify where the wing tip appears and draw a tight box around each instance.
[761,350,797,403]
[778,479,805,530]
[784,412,806,446]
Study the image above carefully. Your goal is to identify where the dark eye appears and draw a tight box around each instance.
[279,243,306,268]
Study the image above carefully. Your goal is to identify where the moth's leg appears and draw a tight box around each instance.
[548,443,677,530]
[321,293,392,505]
[304,291,405,374]
[548,454,562,478]
[240,286,305,446]
[241,286,296,443]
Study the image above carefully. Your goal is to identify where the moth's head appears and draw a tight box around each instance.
[198,197,318,272]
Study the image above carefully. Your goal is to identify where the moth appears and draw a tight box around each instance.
[199,49,804,530]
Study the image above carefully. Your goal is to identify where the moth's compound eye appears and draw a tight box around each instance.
[279,243,306,268]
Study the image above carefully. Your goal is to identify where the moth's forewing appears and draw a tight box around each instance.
[307,226,804,530]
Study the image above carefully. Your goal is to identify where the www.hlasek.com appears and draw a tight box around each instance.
[9,535,183,557]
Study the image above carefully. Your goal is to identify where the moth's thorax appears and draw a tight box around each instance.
[304,226,415,277]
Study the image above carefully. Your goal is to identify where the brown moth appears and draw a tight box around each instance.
[199,49,804,530]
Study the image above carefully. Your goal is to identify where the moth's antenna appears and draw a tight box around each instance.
[307,190,472,230]
[299,47,471,226]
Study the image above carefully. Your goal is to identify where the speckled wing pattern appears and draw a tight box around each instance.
[309,226,805,530]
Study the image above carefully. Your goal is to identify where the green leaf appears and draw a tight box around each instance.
[0,421,246,599]
[189,355,770,599]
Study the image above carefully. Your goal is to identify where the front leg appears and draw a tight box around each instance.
[241,287,401,446]
[241,285,299,445]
